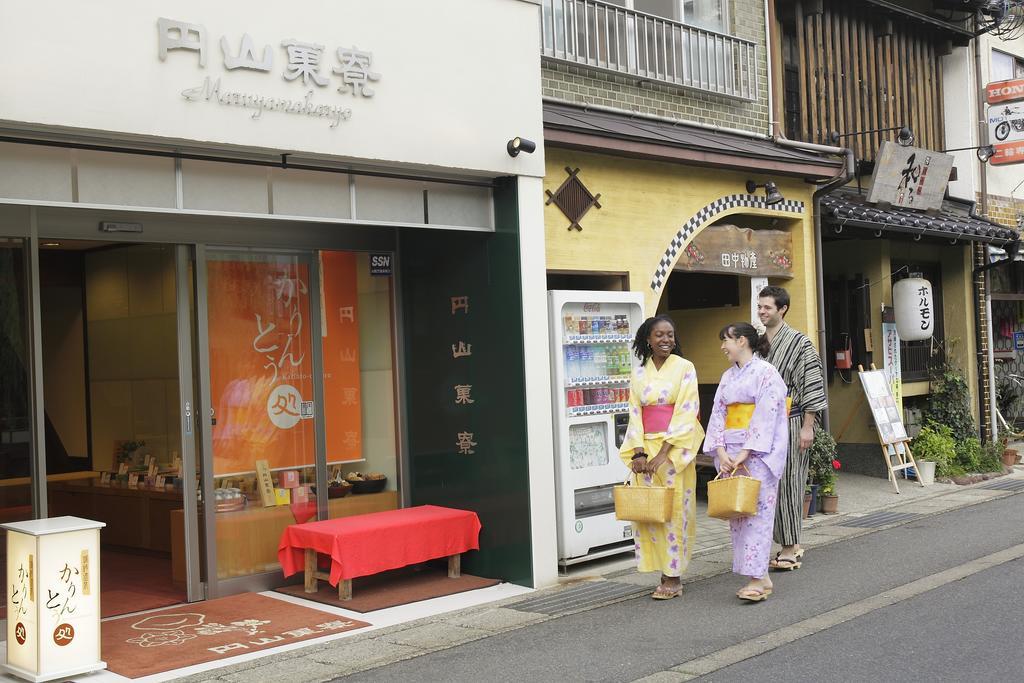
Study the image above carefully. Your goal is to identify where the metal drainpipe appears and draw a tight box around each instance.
[973,29,992,441]
[811,148,856,433]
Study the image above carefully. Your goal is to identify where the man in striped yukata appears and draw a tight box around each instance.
[757,286,827,571]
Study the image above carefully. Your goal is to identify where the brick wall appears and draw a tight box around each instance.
[982,193,1024,230]
[540,0,769,134]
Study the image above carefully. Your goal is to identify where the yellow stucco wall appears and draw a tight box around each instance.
[543,148,822,386]
[825,239,979,446]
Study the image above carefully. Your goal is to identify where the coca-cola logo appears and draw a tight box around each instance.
[53,623,74,646]
[14,622,26,645]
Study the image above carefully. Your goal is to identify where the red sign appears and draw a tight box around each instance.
[990,141,1024,166]
[14,622,26,645]
[53,623,74,646]
[987,78,1024,105]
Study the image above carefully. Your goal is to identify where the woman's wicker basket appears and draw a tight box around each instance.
[613,475,673,524]
[707,464,760,520]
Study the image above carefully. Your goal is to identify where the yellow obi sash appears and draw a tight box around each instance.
[725,398,793,429]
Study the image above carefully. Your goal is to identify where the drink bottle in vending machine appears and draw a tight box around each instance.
[548,290,644,564]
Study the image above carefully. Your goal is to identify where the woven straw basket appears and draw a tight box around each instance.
[613,475,673,524]
[707,465,761,520]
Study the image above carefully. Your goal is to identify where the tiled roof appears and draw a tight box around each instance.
[543,102,843,180]
[820,190,1019,245]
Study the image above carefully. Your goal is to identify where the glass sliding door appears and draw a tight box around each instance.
[0,238,32,618]
[204,251,316,581]
[38,241,193,615]
[319,251,399,519]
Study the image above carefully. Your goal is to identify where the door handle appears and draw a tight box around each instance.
[184,401,193,435]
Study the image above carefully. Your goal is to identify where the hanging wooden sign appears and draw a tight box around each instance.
[674,224,793,279]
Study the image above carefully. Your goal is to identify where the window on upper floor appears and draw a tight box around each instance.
[632,0,729,32]
[992,49,1024,81]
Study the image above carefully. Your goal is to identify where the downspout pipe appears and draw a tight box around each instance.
[810,147,856,434]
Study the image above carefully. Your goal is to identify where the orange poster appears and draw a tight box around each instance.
[207,257,316,476]
[320,251,362,462]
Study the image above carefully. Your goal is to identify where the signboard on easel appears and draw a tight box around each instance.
[857,365,925,493]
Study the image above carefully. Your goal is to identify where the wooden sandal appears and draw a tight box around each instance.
[736,587,772,602]
[652,585,682,600]
[769,549,804,571]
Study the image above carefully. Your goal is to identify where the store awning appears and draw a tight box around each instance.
[543,102,844,181]
[821,189,1020,246]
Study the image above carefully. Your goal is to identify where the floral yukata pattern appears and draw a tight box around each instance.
[704,356,789,578]
[619,355,704,578]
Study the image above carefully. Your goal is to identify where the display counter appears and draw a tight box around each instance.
[48,479,182,553]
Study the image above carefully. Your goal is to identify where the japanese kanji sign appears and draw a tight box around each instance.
[675,224,794,279]
[867,142,954,211]
[4,520,105,681]
[158,17,382,128]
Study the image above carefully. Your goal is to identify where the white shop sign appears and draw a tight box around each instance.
[988,103,1024,145]
[2,517,105,683]
[867,142,953,211]
[0,1,544,178]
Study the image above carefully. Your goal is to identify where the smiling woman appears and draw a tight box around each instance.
[618,315,704,600]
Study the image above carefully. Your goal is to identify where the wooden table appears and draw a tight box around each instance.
[278,505,482,600]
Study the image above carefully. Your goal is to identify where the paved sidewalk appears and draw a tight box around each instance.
[170,465,1022,683]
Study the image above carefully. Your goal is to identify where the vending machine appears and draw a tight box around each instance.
[548,290,645,566]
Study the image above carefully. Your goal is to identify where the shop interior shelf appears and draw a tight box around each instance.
[563,335,632,345]
[566,377,631,387]
[567,402,629,417]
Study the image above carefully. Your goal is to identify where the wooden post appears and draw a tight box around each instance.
[339,579,352,601]
[448,554,461,578]
[304,549,318,593]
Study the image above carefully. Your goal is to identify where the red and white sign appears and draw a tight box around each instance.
[990,141,1024,166]
[987,78,1024,105]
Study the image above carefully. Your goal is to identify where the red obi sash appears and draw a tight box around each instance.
[642,404,674,433]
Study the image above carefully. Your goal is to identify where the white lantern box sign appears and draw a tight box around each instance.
[2,517,105,683]
[893,277,934,342]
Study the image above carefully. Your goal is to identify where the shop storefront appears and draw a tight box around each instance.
[543,103,843,429]
[818,189,1019,471]
[0,0,557,612]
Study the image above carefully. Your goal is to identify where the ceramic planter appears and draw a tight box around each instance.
[819,494,839,514]
[1002,449,1018,468]
[806,483,819,515]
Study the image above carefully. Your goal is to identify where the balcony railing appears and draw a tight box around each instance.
[540,0,758,101]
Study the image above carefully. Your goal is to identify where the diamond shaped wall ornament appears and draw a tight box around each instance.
[546,167,601,231]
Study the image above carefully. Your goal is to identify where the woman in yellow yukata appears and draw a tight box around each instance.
[619,315,704,600]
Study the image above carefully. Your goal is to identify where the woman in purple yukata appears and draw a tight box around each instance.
[704,322,789,602]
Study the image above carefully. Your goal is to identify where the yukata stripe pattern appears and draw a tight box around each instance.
[764,323,828,547]
[619,355,705,578]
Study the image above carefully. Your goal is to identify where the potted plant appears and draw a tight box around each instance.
[808,429,839,513]
[910,424,956,482]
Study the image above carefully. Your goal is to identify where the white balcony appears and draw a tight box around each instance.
[541,0,758,101]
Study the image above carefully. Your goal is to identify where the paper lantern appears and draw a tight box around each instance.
[893,277,934,341]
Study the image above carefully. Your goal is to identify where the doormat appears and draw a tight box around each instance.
[101,593,369,679]
[276,566,500,613]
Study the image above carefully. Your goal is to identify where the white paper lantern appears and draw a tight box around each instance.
[893,277,934,341]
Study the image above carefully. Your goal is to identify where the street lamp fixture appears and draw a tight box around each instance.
[507,137,537,157]
[940,144,996,163]
[829,125,915,147]
[746,180,784,206]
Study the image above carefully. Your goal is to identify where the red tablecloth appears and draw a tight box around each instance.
[278,505,482,586]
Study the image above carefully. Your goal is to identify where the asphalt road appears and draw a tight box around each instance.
[339,492,1024,683]
[698,557,1024,682]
